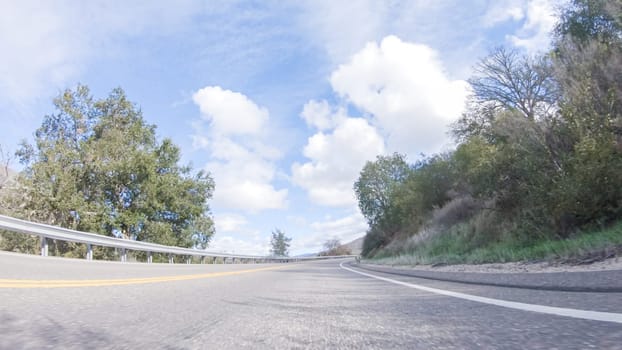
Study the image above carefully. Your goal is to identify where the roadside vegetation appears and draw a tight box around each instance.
[372,221,622,266]
[270,229,292,256]
[319,238,352,256]
[355,0,622,265]
[0,86,215,259]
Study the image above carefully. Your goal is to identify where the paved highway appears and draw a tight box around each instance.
[1,251,621,349]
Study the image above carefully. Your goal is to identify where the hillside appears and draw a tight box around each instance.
[354,2,622,265]
[342,236,364,256]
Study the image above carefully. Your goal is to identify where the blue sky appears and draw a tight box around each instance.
[0,0,561,255]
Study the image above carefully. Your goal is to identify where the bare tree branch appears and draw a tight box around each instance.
[469,47,559,121]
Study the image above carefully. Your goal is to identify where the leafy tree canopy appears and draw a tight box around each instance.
[15,85,215,249]
[354,153,410,227]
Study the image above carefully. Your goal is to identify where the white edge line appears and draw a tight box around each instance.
[340,262,622,324]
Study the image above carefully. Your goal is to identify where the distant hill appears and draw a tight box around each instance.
[342,236,364,255]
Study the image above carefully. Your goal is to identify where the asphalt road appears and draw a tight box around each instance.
[1,251,621,349]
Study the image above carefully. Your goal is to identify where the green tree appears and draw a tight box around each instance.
[354,153,410,226]
[453,46,575,236]
[355,153,417,256]
[354,1,622,261]
[550,0,622,231]
[0,144,38,254]
[13,85,215,256]
[555,0,622,45]
[554,0,622,150]
[269,228,291,256]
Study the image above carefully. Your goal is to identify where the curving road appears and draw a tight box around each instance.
[1,251,621,349]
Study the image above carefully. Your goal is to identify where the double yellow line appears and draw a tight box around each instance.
[0,265,287,289]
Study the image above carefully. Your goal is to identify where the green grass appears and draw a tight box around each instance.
[368,220,622,266]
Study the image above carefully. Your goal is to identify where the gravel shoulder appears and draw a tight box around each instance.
[356,256,622,292]
[364,255,622,274]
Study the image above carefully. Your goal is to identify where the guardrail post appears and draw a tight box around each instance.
[40,235,48,257]
[1,215,348,266]
[86,244,93,260]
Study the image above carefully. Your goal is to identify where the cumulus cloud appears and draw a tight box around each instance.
[293,36,468,208]
[210,173,288,212]
[214,213,248,233]
[300,100,346,131]
[483,0,563,54]
[292,115,384,207]
[208,235,269,256]
[193,86,269,135]
[330,35,470,157]
[192,87,287,212]
[508,0,560,53]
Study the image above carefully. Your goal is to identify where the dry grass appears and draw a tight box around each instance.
[430,196,480,228]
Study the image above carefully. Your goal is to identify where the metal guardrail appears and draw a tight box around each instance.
[0,215,357,264]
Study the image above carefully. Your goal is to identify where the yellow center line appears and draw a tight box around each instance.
[0,265,288,288]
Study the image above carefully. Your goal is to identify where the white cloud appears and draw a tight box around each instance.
[191,135,210,150]
[298,0,388,63]
[214,213,248,233]
[0,2,75,106]
[193,86,269,136]
[297,1,496,81]
[293,36,468,208]
[508,0,560,53]
[193,87,288,212]
[310,211,368,241]
[292,116,384,207]
[211,175,288,212]
[483,0,525,27]
[300,99,346,131]
[330,35,470,157]
[0,1,199,108]
[208,235,269,256]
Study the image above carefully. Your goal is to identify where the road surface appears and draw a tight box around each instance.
[1,251,621,349]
